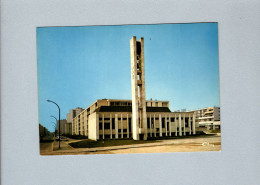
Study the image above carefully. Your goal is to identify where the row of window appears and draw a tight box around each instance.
[99,131,193,139]
[99,121,194,130]
[110,102,132,106]
[99,118,132,131]
[98,117,193,122]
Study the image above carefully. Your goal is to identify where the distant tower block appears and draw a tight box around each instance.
[130,36,147,140]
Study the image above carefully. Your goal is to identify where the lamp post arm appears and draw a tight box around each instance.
[47,100,60,110]
[47,99,61,149]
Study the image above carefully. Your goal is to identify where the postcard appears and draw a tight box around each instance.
[37,23,221,155]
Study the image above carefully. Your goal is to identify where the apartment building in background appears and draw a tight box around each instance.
[67,107,84,123]
[194,107,220,130]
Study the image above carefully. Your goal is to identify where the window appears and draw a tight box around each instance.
[99,122,103,129]
[112,118,115,129]
[147,118,150,128]
[185,118,189,127]
[105,134,110,139]
[104,123,110,129]
[162,102,168,107]
[128,118,132,132]
[162,118,165,128]
[171,117,175,122]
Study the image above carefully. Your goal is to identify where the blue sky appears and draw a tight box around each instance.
[37,23,219,132]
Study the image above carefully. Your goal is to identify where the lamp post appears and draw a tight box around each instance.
[47,100,61,149]
[52,122,56,137]
[51,116,58,138]
[52,124,56,138]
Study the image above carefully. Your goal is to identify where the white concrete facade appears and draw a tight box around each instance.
[72,100,200,141]
[130,36,147,140]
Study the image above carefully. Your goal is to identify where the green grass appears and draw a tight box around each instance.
[69,139,158,148]
[209,130,221,133]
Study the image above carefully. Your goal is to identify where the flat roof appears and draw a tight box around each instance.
[95,106,171,113]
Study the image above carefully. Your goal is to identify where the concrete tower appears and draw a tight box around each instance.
[130,36,147,140]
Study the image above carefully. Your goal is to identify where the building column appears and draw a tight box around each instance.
[96,114,99,140]
[139,111,142,130]
[193,114,196,135]
[84,119,87,136]
[169,114,172,136]
[154,114,156,137]
[175,114,177,136]
[130,37,139,140]
[189,114,191,135]
[159,114,162,137]
[121,114,123,138]
[183,113,186,136]
[102,114,105,139]
[115,114,118,139]
[165,114,168,136]
[150,114,152,137]
[127,114,129,138]
[110,114,112,139]
[179,114,182,136]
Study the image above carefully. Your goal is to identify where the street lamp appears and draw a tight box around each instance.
[52,122,57,137]
[47,99,61,149]
[51,115,58,137]
[52,124,56,138]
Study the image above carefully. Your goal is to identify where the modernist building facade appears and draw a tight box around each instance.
[72,36,207,140]
[72,99,206,140]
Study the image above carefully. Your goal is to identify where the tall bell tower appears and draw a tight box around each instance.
[130,36,147,140]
